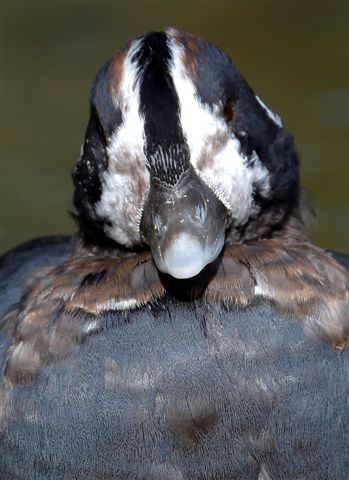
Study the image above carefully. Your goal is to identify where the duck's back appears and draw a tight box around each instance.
[1,289,348,479]
[0,236,72,317]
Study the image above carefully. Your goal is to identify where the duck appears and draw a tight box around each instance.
[0,28,348,480]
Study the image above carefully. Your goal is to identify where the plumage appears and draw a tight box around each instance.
[0,28,348,479]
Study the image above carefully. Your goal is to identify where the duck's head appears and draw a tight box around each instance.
[73,29,299,279]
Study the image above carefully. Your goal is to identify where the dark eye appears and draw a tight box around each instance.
[223,98,234,124]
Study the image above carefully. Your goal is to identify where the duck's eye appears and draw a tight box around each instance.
[223,98,234,124]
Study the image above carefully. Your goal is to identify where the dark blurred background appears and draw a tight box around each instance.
[1,0,348,254]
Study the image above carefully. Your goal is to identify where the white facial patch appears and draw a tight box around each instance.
[94,35,274,248]
[256,95,283,127]
[95,40,150,247]
[168,38,271,226]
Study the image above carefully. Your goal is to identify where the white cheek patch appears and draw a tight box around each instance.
[169,39,270,226]
[256,95,283,128]
[95,40,150,247]
[198,136,270,224]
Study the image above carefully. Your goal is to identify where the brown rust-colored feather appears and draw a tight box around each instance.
[110,41,131,97]
[4,252,165,386]
[168,28,199,81]
[3,227,348,387]
[204,238,349,348]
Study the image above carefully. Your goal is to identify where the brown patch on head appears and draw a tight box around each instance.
[167,28,200,80]
[195,129,230,173]
[110,148,149,206]
[109,42,130,94]
[223,97,234,123]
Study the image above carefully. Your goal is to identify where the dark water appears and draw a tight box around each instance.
[1,1,348,254]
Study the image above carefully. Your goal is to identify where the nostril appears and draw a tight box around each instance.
[153,214,165,239]
[195,203,207,224]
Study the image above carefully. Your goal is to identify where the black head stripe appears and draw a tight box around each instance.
[135,32,190,184]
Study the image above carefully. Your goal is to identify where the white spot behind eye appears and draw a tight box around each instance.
[168,38,271,226]
[256,95,283,127]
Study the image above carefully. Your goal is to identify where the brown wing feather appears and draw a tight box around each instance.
[3,234,348,386]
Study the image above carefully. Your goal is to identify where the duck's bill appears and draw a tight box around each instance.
[141,169,228,279]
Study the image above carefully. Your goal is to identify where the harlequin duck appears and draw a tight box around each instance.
[0,29,348,480]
